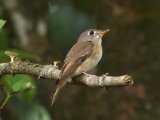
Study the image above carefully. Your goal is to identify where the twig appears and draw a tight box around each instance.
[0,60,134,87]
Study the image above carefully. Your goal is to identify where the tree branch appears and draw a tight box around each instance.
[0,59,134,87]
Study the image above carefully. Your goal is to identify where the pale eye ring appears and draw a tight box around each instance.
[88,30,95,36]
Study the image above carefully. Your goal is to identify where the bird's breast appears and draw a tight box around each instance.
[73,42,102,76]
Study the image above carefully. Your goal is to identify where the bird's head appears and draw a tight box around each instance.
[77,29,110,43]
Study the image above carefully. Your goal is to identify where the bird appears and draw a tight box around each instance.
[51,28,110,106]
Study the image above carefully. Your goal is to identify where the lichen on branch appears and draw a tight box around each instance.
[0,59,134,87]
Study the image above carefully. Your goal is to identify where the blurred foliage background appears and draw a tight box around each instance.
[0,0,160,120]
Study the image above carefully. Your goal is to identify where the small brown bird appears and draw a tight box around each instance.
[51,28,110,106]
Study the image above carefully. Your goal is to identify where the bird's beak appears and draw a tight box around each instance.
[99,29,110,37]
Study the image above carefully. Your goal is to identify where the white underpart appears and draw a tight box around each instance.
[96,35,102,44]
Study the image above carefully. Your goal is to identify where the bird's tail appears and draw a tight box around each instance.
[51,86,61,106]
[51,78,68,106]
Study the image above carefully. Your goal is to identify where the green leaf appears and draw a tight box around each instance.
[2,77,13,95]
[2,74,36,103]
[12,79,26,92]
[0,19,6,29]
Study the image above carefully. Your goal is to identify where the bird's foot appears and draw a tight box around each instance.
[82,72,96,81]
[102,73,109,77]
[82,72,94,77]
[100,73,109,91]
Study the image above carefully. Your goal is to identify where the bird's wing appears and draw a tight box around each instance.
[60,41,94,80]
[51,41,94,105]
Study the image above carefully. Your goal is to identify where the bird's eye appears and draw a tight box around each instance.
[88,30,95,36]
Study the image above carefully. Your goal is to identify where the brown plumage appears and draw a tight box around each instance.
[51,29,109,106]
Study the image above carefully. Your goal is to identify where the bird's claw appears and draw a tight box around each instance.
[102,73,109,77]
[82,72,95,77]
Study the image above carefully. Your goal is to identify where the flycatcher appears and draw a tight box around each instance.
[51,29,110,106]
